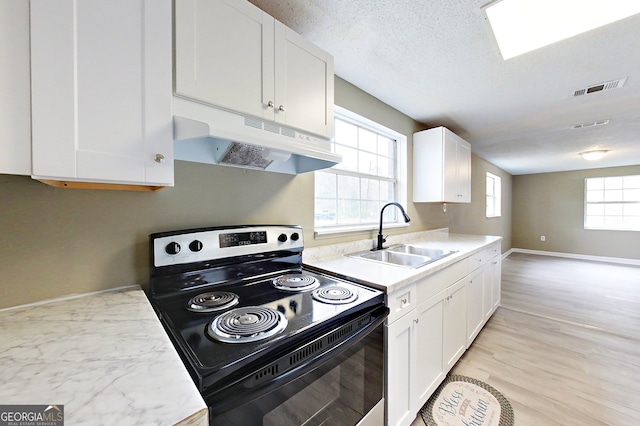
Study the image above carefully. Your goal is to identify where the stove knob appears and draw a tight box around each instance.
[165,242,181,255]
[189,240,203,252]
[278,233,288,243]
[290,232,300,241]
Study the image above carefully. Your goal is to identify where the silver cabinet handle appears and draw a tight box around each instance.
[154,154,165,163]
[267,101,274,108]
[278,105,285,112]
[414,319,419,324]
[401,298,407,305]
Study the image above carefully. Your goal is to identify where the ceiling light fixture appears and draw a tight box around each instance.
[483,0,640,60]
[579,150,609,161]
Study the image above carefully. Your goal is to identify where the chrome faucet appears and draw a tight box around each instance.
[374,202,411,251]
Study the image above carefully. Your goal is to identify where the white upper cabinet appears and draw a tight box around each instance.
[413,127,471,203]
[0,1,31,175]
[30,0,174,188]
[175,0,334,139]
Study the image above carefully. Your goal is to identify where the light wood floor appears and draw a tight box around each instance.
[412,253,640,426]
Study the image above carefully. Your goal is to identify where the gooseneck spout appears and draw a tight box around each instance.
[374,202,411,251]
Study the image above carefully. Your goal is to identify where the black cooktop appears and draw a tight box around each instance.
[152,269,384,388]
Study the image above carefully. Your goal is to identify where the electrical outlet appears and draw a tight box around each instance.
[540,235,546,242]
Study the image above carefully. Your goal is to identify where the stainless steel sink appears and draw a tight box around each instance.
[387,244,457,261]
[357,250,430,268]
[347,245,457,269]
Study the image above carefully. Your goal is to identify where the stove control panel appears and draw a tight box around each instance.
[152,226,304,267]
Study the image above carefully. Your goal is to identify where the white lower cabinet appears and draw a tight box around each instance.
[386,278,466,426]
[466,266,486,346]
[442,279,467,370]
[385,241,502,426]
[466,242,502,347]
[490,255,502,312]
[386,308,416,426]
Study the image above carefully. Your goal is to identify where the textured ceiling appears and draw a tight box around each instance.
[249,0,640,175]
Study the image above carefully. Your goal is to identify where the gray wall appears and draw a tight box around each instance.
[512,165,640,260]
[449,155,513,254]
[0,77,513,308]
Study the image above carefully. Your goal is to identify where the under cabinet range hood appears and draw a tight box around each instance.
[172,98,341,174]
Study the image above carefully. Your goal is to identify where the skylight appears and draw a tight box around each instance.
[484,0,640,60]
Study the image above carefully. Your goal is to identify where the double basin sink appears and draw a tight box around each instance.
[348,244,457,269]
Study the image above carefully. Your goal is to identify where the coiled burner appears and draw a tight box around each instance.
[312,286,358,305]
[272,274,320,292]
[208,306,288,343]
[186,291,239,313]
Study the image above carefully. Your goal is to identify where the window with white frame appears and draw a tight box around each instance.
[314,107,407,232]
[486,172,502,218]
[584,175,640,231]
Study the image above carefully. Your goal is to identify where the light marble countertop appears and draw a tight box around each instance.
[0,286,208,426]
[304,229,502,294]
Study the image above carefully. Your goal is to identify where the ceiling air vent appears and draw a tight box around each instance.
[571,119,610,129]
[572,78,627,97]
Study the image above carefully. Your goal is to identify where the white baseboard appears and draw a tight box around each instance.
[507,248,640,266]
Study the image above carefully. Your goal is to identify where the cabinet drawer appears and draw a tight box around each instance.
[468,242,501,272]
[416,259,468,302]
[486,242,501,259]
[386,283,416,324]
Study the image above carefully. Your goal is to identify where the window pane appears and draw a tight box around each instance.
[358,151,377,175]
[337,175,359,200]
[586,204,604,216]
[378,136,394,157]
[361,178,380,201]
[625,189,640,202]
[377,155,394,178]
[586,190,604,202]
[625,203,640,216]
[360,201,380,223]
[337,199,360,225]
[358,127,377,153]
[624,175,640,188]
[604,203,624,216]
[335,119,357,147]
[604,177,623,189]
[604,189,623,202]
[586,177,604,191]
[380,181,394,201]
[315,171,336,198]
[314,199,336,226]
[334,145,358,172]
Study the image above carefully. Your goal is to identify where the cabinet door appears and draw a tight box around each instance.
[30,0,173,186]
[413,291,446,412]
[490,255,502,313]
[442,133,459,202]
[175,0,274,120]
[274,22,334,138]
[457,140,471,202]
[386,312,416,426]
[466,266,486,346]
[443,279,467,371]
[0,0,31,175]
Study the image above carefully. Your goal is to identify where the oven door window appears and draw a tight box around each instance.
[210,324,384,425]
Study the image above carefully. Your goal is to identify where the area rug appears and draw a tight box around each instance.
[420,375,514,426]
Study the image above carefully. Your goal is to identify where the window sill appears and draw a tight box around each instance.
[314,222,410,239]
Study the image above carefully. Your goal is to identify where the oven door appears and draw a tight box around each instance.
[208,305,388,425]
